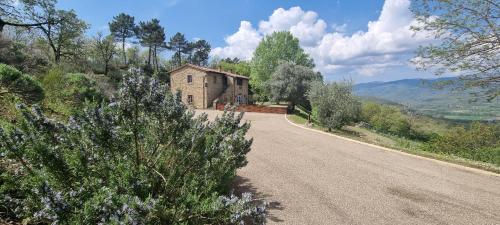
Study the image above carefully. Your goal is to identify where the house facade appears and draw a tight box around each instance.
[169,64,249,108]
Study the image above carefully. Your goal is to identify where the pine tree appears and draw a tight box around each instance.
[109,13,136,65]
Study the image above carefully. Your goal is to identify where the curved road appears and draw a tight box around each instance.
[200,110,500,225]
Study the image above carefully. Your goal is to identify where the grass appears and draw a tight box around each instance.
[287,110,500,174]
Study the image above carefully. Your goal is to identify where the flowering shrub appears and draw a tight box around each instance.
[0,71,265,224]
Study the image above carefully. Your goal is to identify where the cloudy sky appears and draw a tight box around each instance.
[58,0,439,83]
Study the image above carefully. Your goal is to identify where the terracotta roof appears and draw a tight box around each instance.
[169,64,249,79]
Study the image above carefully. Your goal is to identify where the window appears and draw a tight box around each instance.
[236,78,243,86]
[187,95,193,104]
[213,76,217,84]
[187,75,193,84]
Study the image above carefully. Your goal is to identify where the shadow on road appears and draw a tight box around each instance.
[233,176,285,223]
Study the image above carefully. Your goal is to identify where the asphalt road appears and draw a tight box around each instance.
[199,110,500,225]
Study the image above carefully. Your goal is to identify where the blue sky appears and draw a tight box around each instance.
[58,0,438,83]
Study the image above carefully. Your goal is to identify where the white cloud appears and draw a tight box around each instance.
[211,0,434,78]
[259,7,327,46]
[210,21,262,60]
[331,23,347,33]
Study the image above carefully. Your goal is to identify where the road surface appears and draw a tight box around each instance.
[199,110,500,225]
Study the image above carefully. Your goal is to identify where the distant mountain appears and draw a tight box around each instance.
[354,77,500,121]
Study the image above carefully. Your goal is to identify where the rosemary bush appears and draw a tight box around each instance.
[0,71,265,224]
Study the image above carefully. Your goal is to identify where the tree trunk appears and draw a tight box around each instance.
[0,19,4,32]
[152,45,156,72]
[147,46,152,66]
[153,45,159,73]
[54,51,61,63]
[177,47,182,66]
[122,37,127,65]
[104,62,109,76]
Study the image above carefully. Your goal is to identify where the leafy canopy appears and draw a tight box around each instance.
[250,31,314,100]
[109,13,136,64]
[187,39,211,66]
[308,81,360,130]
[268,62,322,108]
[167,32,190,66]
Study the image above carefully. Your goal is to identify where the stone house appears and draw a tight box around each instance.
[169,64,249,109]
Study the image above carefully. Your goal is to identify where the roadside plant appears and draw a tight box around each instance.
[0,70,266,224]
[307,81,360,130]
[268,62,322,109]
[425,122,500,165]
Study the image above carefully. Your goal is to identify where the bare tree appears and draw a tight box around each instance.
[92,32,116,75]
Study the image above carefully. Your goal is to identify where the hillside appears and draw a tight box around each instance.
[354,77,500,121]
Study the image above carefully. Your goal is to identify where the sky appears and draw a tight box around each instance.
[57,0,440,83]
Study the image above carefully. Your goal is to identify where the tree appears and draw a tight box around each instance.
[0,72,265,224]
[109,13,136,65]
[268,62,322,108]
[0,0,54,32]
[0,63,44,103]
[187,39,211,66]
[411,0,500,100]
[0,32,50,73]
[307,81,360,130]
[251,31,314,101]
[92,33,116,76]
[23,2,88,63]
[136,19,165,71]
[211,57,252,77]
[167,32,189,67]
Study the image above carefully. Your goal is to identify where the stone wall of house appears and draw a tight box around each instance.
[205,72,225,107]
[170,67,206,108]
[225,77,249,104]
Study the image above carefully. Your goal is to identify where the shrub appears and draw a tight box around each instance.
[268,62,322,108]
[360,102,433,141]
[0,71,265,224]
[308,81,360,130]
[42,68,103,116]
[0,64,44,103]
[425,122,500,165]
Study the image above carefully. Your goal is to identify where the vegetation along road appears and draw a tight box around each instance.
[201,110,500,225]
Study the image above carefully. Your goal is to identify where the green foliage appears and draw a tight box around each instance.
[268,62,322,108]
[41,68,102,117]
[136,19,165,70]
[308,81,360,130]
[212,58,251,78]
[0,72,265,224]
[91,33,117,76]
[361,102,410,135]
[188,39,211,66]
[166,32,190,67]
[250,31,314,101]
[425,122,500,165]
[360,101,432,141]
[25,5,88,63]
[0,36,50,74]
[109,13,136,65]
[0,63,44,103]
